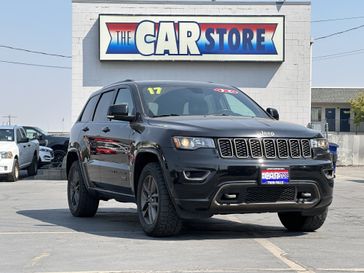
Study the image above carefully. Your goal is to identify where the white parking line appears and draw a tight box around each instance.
[254,239,314,273]
[31,252,50,267]
[37,268,364,273]
[226,215,314,273]
[317,269,364,272]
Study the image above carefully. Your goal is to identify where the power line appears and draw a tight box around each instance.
[0,44,71,59]
[312,15,364,23]
[313,48,364,59]
[313,51,364,62]
[314,24,364,41]
[0,59,71,70]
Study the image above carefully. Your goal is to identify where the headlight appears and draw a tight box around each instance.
[40,148,49,152]
[0,151,13,159]
[310,138,329,150]
[172,136,215,150]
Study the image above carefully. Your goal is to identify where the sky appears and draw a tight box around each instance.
[0,0,363,131]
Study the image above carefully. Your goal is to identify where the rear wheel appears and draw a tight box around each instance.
[278,208,328,232]
[27,155,38,176]
[8,159,19,182]
[67,161,99,217]
[137,162,182,237]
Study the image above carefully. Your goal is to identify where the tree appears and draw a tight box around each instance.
[349,92,364,133]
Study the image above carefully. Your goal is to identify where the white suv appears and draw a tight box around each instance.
[0,125,39,181]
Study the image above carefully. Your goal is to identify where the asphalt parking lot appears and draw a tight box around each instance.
[0,167,363,273]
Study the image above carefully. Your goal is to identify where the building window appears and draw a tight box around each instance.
[311,107,322,122]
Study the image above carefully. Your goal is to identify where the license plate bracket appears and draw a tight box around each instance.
[261,168,289,185]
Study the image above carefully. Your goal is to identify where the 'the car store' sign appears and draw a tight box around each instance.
[99,15,284,62]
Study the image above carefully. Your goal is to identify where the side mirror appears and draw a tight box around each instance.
[266,108,279,120]
[107,104,135,121]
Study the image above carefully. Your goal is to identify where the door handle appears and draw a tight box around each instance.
[28,145,31,147]
[23,145,26,148]
[102,127,110,133]
[82,126,89,132]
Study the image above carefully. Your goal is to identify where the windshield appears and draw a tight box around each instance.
[0,129,14,142]
[138,84,269,118]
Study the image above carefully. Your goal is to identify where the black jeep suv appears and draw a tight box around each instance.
[66,80,334,236]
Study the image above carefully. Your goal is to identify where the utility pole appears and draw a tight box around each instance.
[1,115,17,125]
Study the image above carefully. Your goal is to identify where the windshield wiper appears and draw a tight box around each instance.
[152,114,180,118]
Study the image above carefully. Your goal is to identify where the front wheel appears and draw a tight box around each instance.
[137,162,182,237]
[278,208,328,232]
[8,159,20,182]
[67,161,99,217]
[27,155,38,176]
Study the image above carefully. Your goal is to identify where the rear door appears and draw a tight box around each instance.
[86,89,116,188]
[77,94,100,185]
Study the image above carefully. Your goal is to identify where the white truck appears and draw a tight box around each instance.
[0,125,39,181]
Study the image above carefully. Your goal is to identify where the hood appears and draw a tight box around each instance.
[147,116,322,138]
[0,141,17,152]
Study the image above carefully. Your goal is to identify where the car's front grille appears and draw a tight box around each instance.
[217,138,312,159]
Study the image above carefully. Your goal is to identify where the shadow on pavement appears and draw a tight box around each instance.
[348,179,364,184]
[17,207,306,240]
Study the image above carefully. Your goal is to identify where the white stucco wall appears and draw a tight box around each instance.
[72,1,311,126]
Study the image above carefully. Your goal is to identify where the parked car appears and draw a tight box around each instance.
[23,126,69,166]
[66,80,334,237]
[0,125,39,181]
[38,146,54,167]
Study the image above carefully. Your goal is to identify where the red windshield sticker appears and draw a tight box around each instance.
[214,88,239,94]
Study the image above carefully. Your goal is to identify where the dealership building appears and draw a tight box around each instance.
[72,0,311,125]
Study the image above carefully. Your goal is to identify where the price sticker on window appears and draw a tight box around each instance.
[147,87,163,95]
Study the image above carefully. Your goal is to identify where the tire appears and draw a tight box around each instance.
[278,208,328,232]
[67,161,99,217]
[137,162,182,237]
[8,159,20,182]
[52,150,66,167]
[27,155,38,176]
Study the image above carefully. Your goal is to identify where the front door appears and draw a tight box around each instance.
[325,108,336,131]
[340,108,351,132]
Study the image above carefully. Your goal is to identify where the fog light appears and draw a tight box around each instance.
[183,170,210,181]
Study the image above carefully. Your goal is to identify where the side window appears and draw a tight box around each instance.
[80,95,99,122]
[25,128,38,139]
[93,91,115,122]
[114,87,135,116]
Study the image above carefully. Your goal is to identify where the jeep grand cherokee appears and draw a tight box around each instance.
[66,80,334,236]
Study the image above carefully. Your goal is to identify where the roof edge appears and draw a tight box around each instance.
[72,0,311,6]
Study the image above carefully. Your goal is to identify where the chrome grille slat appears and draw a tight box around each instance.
[249,138,263,158]
[301,139,312,158]
[263,139,276,159]
[234,138,249,158]
[277,139,289,158]
[217,138,233,158]
[289,139,301,158]
[217,138,312,159]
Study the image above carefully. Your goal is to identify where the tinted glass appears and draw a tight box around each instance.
[93,91,115,122]
[25,128,38,139]
[0,129,14,142]
[138,84,268,118]
[80,95,98,122]
[114,88,135,116]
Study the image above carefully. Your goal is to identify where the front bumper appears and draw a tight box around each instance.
[162,148,334,219]
[0,158,14,175]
